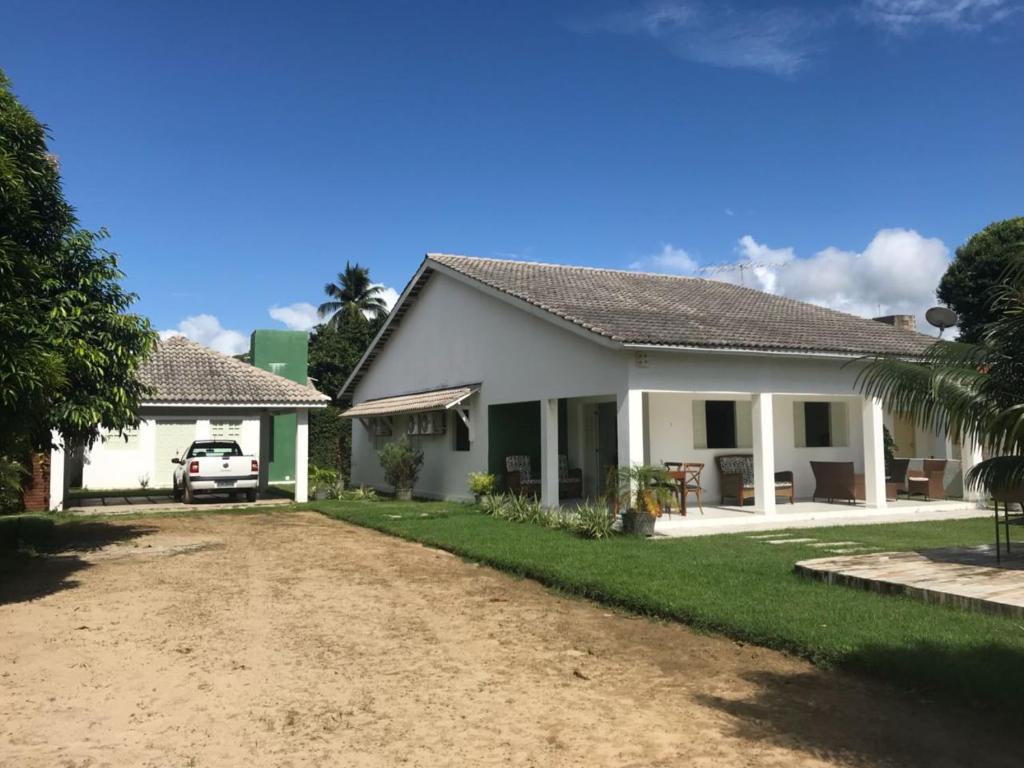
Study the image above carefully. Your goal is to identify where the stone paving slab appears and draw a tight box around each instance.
[796,547,1024,618]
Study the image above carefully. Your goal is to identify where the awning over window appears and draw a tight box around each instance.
[341,385,479,418]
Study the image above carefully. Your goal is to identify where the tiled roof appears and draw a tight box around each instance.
[140,336,330,406]
[428,254,937,357]
[341,385,479,417]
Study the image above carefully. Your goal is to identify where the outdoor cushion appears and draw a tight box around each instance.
[743,481,794,489]
[718,455,754,487]
[506,455,533,483]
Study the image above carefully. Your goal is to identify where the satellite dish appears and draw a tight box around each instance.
[925,306,958,337]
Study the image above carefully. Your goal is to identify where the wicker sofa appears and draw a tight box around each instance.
[504,454,582,499]
[715,454,795,506]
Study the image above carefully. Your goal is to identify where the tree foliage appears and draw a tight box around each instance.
[937,217,1024,343]
[318,261,390,328]
[0,70,156,463]
[859,254,1024,495]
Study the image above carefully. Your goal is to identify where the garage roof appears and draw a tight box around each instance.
[341,385,479,418]
[140,336,331,407]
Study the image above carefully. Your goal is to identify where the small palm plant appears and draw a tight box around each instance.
[606,464,675,536]
[857,255,1024,497]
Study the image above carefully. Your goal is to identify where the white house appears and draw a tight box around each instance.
[47,336,330,510]
[342,254,980,514]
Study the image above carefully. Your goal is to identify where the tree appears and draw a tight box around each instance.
[937,217,1024,343]
[318,261,390,328]
[858,256,1024,496]
[0,70,155,491]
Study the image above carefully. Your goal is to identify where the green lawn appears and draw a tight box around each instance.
[310,499,1024,719]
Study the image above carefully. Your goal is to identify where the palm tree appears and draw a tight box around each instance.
[318,262,390,328]
[857,257,1024,496]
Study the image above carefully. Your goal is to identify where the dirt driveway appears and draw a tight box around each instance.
[0,512,1017,767]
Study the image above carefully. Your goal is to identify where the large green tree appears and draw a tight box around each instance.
[937,217,1024,342]
[318,261,390,328]
[0,71,155,467]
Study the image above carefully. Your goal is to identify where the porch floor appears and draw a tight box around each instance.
[651,498,985,538]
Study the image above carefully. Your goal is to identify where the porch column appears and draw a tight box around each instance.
[960,436,985,504]
[617,389,644,469]
[751,393,776,515]
[294,409,309,503]
[540,398,559,508]
[48,430,65,513]
[861,397,887,509]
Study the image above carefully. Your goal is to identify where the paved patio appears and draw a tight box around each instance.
[652,499,985,537]
[796,546,1024,618]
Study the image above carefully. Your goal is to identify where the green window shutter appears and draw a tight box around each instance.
[692,400,707,450]
[735,400,753,449]
[793,401,806,448]
[830,402,849,447]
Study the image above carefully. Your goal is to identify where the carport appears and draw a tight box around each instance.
[46,336,330,511]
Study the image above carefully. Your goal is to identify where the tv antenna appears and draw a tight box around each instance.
[925,306,958,337]
[697,260,790,288]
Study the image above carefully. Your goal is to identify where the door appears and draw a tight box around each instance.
[154,421,197,488]
[595,402,618,497]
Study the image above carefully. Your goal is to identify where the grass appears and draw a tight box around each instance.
[310,498,1024,719]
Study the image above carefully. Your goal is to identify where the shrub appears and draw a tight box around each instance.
[467,472,497,499]
[0,455,26,515]
[377,437,424,492]
[572,502,616,540]
[308,465,340,496]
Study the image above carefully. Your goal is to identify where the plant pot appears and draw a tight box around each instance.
[395,488,413,501]
[621,510,656,537]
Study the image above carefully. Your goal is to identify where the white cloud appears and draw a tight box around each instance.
[160,314,249,355]
[719,229,950,331]
[376,285,400,312]
[860,0,1012,32]
[631,244,700,274]
[577,2,826,75]
[269,302,319,331]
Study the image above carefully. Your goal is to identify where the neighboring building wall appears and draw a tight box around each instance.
[21,453,50,512]
[350,272,629,499]
[80,412,262,490]
[250,330,308,483]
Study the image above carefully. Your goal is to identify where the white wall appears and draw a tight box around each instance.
[350,271,629,500]
[80,411,263,490]
[645,393,864,502]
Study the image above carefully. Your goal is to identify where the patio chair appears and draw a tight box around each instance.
[809,461,865,504]
[716,454,795,507]
[558,455,583,499]
[993,485,1024,564]
[505,455,540,497]
[885,458,910,500]
[907,459,947,500]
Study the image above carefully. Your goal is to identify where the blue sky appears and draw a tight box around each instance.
[4,0,1022,352]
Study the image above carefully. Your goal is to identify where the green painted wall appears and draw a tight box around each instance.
[487,400,568,486]
[250,330,308,483]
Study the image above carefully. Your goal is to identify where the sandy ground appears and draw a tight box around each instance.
[0,512,1018,768]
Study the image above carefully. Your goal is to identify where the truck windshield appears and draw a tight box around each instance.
[188,442,242,458]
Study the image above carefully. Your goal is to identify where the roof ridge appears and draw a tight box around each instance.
[427,252,714,283]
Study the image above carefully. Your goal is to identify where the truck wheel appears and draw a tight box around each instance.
[246,489,257,503]
[183,482,194,504]
[172,481,183,502]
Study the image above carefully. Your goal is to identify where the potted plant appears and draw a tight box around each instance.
[467,472,497,504]
[378,437,424,501]
[607,464,674,536]
[308,465,339,500]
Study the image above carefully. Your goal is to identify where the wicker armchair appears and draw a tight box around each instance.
[885,458,910,500]
[907,459,947,500]
[810,461,865,504]
[505,455,540,497]
[558,455,583,499]
[715,454,795,506]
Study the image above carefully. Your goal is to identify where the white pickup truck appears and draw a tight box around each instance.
[171,440,259,503]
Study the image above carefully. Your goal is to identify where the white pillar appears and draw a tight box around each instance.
[617,389,644,470]
[48,430,65,512]
[294,409,309,503]
[960,436,985,504]
[540,398,559,508]
[752,394,776,515]
[861,397,887,509]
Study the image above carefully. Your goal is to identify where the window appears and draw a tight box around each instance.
[187,441,242,458]
[452,411,470,451]
[794,401,849,448]
[705,401,737,449]
[804,403,831,448]
[211,420,242,440]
